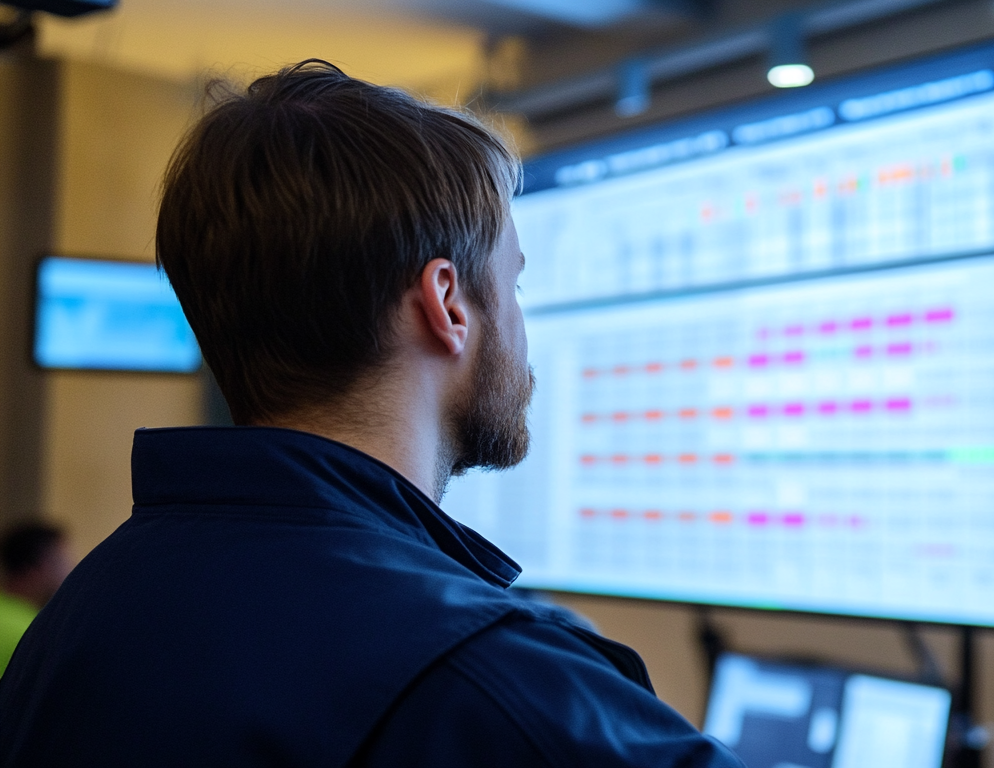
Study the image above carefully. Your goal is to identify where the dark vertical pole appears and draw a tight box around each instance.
[953,626,982,768]
[0,46,58,528]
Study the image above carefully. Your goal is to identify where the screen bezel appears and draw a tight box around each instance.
[31,253,202,375]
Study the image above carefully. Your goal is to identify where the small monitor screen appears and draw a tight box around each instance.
[34,256,201,373]
[704,653,951,768]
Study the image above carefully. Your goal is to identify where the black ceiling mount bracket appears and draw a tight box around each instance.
[0,7,33,51]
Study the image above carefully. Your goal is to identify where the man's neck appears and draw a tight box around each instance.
[265,382,452,503]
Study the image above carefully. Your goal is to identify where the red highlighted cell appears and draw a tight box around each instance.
[643,510,664,521]
[644,454,664,465]
[679,408,699,419]
[610,509,630,520]
[645,410,665,421]
[713,454,735,465]
[645,362,665,373]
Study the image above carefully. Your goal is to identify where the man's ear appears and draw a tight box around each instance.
[418,258,469,355]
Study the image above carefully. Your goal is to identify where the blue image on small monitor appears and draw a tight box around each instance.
[34,256,201,373]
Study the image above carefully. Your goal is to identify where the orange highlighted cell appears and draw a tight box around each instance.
[678,511,696,522]
[645,362,665,373]
[713,356,735,369]
[712,407,734,420]
[611,412,630,422]
[580,508,597,518]
[581,413,598,423]
[679,409,698,419]
[709,511,734,525]
[610,454,629,465]
[582,368,599,379]
[713,454,735,465]
[612,365,631,376]
[643,510,664,521]
[644,454,664,465]
[580,455,598,465]
[610,509,629,520]
[680,359,698,370]
[678,453,698,464]
[644,410,665,421]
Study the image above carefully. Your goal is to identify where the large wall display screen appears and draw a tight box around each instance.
[34,256,201,373]
[443,43,994,626]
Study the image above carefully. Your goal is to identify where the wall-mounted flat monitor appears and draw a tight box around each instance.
[33,256,201,373]
[444,41,994,627]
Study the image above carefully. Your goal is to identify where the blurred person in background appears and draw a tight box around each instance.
[0,522,71,675]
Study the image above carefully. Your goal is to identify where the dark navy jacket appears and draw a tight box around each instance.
[0,427,742,768]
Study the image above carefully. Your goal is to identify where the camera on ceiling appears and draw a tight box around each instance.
[2,0,117,18]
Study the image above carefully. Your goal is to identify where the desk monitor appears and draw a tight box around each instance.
[703,652,952,768]
[443,41,994,626]
[33,256,201,373]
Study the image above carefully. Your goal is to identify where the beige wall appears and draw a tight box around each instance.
[42,61,203,558]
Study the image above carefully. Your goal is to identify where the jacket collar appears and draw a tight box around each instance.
[131,426,520,589]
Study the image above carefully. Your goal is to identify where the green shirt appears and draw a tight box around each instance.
[0,592,37,677]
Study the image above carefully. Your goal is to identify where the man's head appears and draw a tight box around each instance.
[157,60,532,486]
[0,522,71,609]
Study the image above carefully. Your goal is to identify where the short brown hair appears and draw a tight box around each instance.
[157,60,521,424]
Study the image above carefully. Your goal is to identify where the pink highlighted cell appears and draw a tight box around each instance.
[924,308,954,323]
[782,350,806,365]
[887,342,912,356]
[747,404,770,418]
[748,354,771,368]
[818,401,840,415]
[886,313,913,327]
[886,397,912,412]
[782,513,805,527]
[851,317,873,331]
[783,403,806,416]
[747,512,770,526]
[854,345,874,359]
[784,324,805,337]
[818,321,839,334]
[850,400,873,414]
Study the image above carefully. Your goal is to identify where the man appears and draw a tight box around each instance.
[0,61,742,767]
[0,522,71,676]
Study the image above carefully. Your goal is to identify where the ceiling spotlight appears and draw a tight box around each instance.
[767,13,814,89]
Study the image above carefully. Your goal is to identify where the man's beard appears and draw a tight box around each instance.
[444,318,534,484]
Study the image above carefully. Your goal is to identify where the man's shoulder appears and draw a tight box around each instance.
[360,607,744,768]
